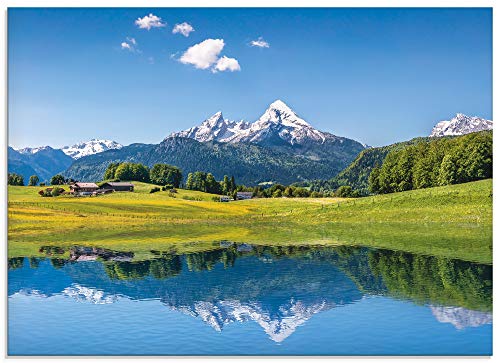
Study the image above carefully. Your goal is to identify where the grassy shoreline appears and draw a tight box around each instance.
[8,179,492,263]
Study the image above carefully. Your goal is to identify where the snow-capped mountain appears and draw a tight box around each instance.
[430,305,492,330]
[167,297,335,342]
[61,139,123,159]
[170,100,330,146]
[17,145,54,155]
[173,111,252,143]
[430,113,492,137]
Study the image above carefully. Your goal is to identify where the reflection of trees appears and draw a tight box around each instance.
[105,261,150,280]
[8,257,25,270]
[29,257,45,269]
[186,250,225,272]
[50,258,67,269]
[149,256,182,279]
[368,250,492,311]
[104,256,183,280]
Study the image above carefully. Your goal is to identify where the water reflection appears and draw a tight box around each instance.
[8,243,492,343]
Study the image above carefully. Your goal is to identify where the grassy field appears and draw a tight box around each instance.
[7,179,492,263]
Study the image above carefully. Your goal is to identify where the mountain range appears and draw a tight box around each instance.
[430,113,493,137]
[8,102,493,185]
[63,100,367,185]
[8,139,123,183]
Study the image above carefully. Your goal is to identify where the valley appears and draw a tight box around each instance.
[8,179,492,264]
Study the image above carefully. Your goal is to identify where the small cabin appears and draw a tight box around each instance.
[70,182,99,195]
[220,195,231,202]
[236,192,253,200]
[100,182,134,192]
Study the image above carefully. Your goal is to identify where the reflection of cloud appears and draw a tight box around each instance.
[430,305,492,329]
[168,298,334,342]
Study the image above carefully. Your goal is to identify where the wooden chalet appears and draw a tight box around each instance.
[70,182,99,195]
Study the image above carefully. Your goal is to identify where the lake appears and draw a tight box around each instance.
[8,243,492,356]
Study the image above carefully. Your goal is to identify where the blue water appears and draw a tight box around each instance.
[8,244,492,355]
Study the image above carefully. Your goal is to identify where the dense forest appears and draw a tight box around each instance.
[303,137,432,194]
[304,131,492,196]
[368,131,492,194]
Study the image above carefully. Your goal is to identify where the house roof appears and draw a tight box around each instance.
[74,182,99,188]
[102,182,135,187]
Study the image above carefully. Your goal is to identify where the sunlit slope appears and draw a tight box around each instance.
[8,179,492,263]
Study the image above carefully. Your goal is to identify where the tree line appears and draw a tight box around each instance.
[368,131,492,194]
[103,162,183,188]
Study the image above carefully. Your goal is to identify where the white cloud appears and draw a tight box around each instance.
[120,38,140,53]
[213,56,241,73]
[121,42,132,50]
[135,13,166,30]
[179,38,225,69]
[172,22,195,37]
[250,37,270,48]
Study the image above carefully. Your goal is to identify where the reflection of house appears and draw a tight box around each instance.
[236,192,253,200]
[70,182,99,195]
[100,182,134,192]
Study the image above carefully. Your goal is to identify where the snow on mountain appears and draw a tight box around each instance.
[430,305,492,330]
[169,100,329,146]
[61,139,123,159]
[63,284,119,304]
[172,111,252,143]
[430,113,492,137]
[17,146,54,155]
[167,297,335,342]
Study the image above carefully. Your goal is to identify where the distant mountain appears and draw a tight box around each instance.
[8,139,123,184]
[61,139,123,159]
[64,137,354,185]
[430,306,492,330]
[64,101,366,185]
[8,146,74,184]
[171,100,329,146]
[430,113,492,137]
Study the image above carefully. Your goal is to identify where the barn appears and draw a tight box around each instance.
[100,182,134,192]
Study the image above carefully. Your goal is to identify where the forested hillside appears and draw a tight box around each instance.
[369,130,492,194]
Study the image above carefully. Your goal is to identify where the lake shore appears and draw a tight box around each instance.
[8,179,492,264]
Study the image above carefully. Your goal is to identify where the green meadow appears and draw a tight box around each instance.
[7,179,492,264]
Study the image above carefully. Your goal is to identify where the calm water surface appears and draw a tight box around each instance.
[8,243,492,355]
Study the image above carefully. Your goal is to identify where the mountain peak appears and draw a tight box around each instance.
[203,111,224,127]
[430,113,492,137]
[169,100,337,146]
[269,99,291,111]
[259,99,310,127]
[17,145,54,155]
[61,139,123,159]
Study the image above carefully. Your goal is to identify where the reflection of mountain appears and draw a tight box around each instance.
[174,298,334,342]
[8,244,493,341]
[430,306,492,330]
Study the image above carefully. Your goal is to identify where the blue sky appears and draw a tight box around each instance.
[8,8,492,148]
